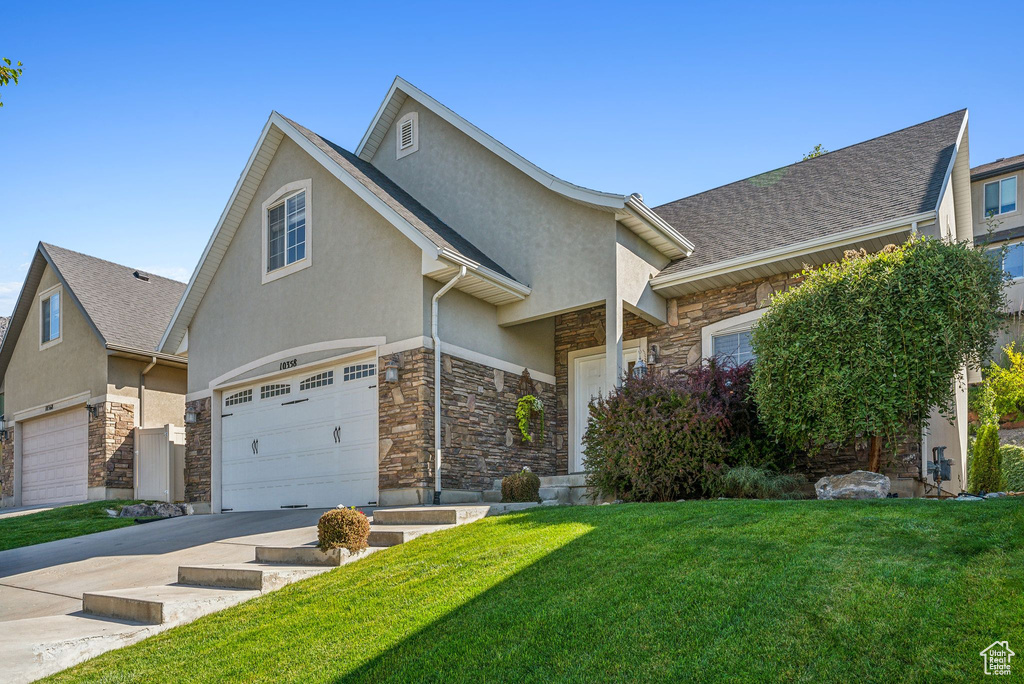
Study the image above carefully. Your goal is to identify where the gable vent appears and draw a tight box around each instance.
[132,270,150,282]
[396,112,419,159]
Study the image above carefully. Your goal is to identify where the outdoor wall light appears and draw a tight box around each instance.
[648,344,660,365]
[384,355,402,384]
[0,415,7,441]
[86,404,99,420]
[632,357,648,378]
[184,407,198,425]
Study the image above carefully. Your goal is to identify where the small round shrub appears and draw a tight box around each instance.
[502,469,540,502]
[317,507,370,552]
[1000,444,1024,492]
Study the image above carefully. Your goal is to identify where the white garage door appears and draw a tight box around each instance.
[22,408,89,506]
[221,360,378,512]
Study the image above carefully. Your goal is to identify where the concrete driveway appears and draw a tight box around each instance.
[0,509,326,623]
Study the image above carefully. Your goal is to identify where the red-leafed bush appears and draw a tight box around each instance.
[583,360,789,502]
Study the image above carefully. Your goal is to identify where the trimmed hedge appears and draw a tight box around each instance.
[968,424,1002,494]
[502,469,540,503]
[317,507,370,553]
[1001,444,1024,492]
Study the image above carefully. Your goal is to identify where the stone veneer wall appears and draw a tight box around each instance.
[184,397,212,503]
[1,432,13,499]
[378,348,559,494]
[553,273,923,485]
[87,401,135,489]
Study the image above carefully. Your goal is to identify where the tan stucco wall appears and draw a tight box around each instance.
[107,357,187,428]
[369,97,620,325]
[431,284,554,374]
[186,135,427,393]
[3,265,107,416]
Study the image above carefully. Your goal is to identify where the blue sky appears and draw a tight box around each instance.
[2,1,1022,316]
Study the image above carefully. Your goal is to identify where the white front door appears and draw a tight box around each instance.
[220,361,378,512]
[571,347,640,473]
[21,408,89,506]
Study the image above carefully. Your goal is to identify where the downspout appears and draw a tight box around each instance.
[432,266,467,505]
[139,357,157,428]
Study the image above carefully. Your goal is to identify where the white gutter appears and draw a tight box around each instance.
[432,266,467,505]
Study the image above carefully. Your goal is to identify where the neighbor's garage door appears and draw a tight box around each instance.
[220,361,378,512]
[21,408,89,506]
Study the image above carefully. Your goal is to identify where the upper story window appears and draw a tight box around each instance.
[985,176,1017,217]
[396,112,419,159]
[261,180,312,284]
[39,285,61,349]
[988,242,1024,280]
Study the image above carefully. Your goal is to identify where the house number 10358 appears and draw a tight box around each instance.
[280,359,298,371]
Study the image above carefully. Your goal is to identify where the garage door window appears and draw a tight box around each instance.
[299,371,334,391]
[343,363,376,382]
[225,389,252,407]
[260,383,291,400]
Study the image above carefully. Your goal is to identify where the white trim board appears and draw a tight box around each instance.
[213,348,377,392]
[377,335,555,385]
[208,337,387,389]
[11,391,91,422]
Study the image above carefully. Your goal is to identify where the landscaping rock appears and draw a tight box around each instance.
[118,503,191,518]
[952,493,984,502]
[815,471,891,500]
[984,492,1007,499]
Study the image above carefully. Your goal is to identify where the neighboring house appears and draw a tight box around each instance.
[971,154,1024,361]
[160,78,972,512]
[0,244,188,507]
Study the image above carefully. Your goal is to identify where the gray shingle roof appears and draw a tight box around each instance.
[972,153,1024,181]
[655,109,966,277]
[42,243,186,351]
[282,116,515,280]
[0,317,7,345]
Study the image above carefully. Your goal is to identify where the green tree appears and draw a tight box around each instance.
[751,237,1006,471]
[0,57,23,107]
[802,144,828,160]
[968,423,1003,493]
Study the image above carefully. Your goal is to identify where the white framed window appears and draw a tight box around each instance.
[988,242,1024,280]
[343,363,376,382]
[39,284,62,350]
[261,179,312,284]
[225,389,253,407]
[700,308,766,366]
[396,112,419,159]
[985,176,1017,217]
[260,383,291,400]
[299,371,334,391]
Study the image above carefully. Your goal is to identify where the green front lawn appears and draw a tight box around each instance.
[50,499,1024,683]
[0,500,144,551]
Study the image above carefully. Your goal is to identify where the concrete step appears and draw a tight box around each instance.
[539,486,569,504]
[371,505,490,526]
[368,523,452,547]
[82,584,259,625]
[177,563,332,591]
[255,544,376,566]
[481,490,503,502]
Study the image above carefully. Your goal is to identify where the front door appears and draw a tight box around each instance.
[571,348,640,473]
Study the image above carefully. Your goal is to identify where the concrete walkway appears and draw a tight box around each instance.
[0,509,326,682]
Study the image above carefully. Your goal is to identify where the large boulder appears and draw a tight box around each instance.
[118,502,191,518]
[815,470,891,500]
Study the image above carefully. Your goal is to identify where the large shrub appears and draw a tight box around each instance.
[583,361,784,502]
[968,424,1003,494]
[986,343,1024,421]
[502,469,540,502]
[317,507,370,553]
[752,237,1006,470]
[1000,445,1024,492]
